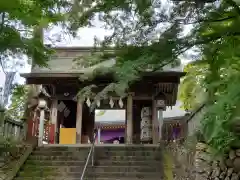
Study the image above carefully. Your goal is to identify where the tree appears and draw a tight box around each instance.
[178,62,208,111]
[70,0,238,100]
[5,85,29,120]
[0,0,71,72]
[68,0,240,153]
[180,0,240,153]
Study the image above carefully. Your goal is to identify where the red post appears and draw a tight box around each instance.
[48,123,55,144]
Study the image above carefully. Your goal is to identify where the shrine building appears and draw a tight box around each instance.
[21,47,185,146]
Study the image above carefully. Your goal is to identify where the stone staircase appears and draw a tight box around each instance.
[14,145,163,180]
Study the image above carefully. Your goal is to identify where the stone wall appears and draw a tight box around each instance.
[195,143,240,180]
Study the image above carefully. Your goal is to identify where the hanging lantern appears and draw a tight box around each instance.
[109,97,114,108]
[86,97,91,107]
[118,98,123,108]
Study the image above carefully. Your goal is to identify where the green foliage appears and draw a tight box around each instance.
[179,62,208,111]
[73,0,187,101]
[0,0,70,70]
[191,1,240,153]
[6,85,29,120]
[0,136,18,157]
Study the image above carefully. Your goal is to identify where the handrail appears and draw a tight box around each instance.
[80,130,97,180]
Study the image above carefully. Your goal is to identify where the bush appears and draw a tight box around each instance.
[0,136,18,158]
[165,135,197,180]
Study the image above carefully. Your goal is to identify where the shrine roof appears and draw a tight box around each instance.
[21,71,185,88]
[21,71,185,79]
[22,46,185,79]
[21,46,185,85]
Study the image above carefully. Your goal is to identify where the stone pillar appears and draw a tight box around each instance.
[97,128,101,144]
[152,100,159,144]
[126,93,133,144]
[50,99,58,143]
[76,99,83,144]
[38,109,45,146]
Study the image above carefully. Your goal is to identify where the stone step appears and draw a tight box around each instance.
[32,150,89,156]
[85,172,163,178]
[32,150,161,156]
[35,146,161,152]
[18,166,161,177]
[25,159,161,166]
[25,160,86,166]
[85,178,162,180]
[18,171,82,177]
[14,177,161,180]
[15,147,163,180]
[96,155,161,161]
[19,166,83,173]
[96,160,161,166]
[28,155,88,161]
[17,172,163,178]
[28,155,161,161]
[88,166,161,173]
[22,164,159,171]
[20,165,160,173]
[34,147,90,152]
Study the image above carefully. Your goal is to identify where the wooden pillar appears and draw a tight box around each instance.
[126,93,133,144]
[132,101,141,144]
[152,100,159,144]
[76,99,83,144]
[158,109,164,142]
[51,99,58,143]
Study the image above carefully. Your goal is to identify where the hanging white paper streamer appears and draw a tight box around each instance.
[118,98,123,108]
[109,97,114,108]
[96,99,101,107]
[86,97,91,107]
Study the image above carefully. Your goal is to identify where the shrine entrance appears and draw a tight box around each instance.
[23,71,184,146]
[94,109,126,144]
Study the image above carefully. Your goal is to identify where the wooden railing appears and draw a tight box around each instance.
[1,118,25,141]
